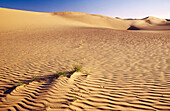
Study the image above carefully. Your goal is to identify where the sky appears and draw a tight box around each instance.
[0,0,170,19]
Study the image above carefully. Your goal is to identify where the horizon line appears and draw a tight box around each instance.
[1,7,170,20]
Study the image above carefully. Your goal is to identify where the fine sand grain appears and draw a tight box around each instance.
[0,8,170,111]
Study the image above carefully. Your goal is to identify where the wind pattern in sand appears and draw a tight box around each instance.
[0,8,170,111]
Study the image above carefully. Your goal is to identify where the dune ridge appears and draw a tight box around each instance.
[1,7,170,31]
[143,16,167,24]
[0,8,170,111]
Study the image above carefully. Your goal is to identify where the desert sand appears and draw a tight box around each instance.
[0,8,170,111]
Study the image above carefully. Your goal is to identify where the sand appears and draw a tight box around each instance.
[0,8,170,111]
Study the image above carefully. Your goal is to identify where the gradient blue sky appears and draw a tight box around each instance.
[0,0,170,19]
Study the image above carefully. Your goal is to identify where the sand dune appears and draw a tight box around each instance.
[127,16,169,30]
[0,8,170,111]
[52,11,131,30]
[144,16,167,25]
[1,7,170,31]
[0,8,94,31]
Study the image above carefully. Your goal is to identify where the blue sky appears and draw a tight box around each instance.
[0,0,170,18]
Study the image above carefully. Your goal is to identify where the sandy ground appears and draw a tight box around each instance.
[0,8,170,111]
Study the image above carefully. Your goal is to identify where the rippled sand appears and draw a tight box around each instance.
[0,8,170,111]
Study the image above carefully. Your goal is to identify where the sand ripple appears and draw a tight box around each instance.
[0,28,170,110]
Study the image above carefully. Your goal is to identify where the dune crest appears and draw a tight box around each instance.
[52,11,88,15]
[143,16,167,24]
[0,8,169,31]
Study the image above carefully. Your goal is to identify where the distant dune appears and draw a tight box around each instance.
[143,16,167,24]
[0,8,170,111]
[1,7,169,31]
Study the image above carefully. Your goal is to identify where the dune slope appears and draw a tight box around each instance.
[0,8,95,31]
[52,11,131,30]
[1,8,170,31]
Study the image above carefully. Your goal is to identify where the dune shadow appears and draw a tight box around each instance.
[3,71,75,95]
[158,23,170,26]
[127,26,140,30]
[166,19,170,21]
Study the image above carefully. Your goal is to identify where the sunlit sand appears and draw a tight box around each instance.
[0,8,170,111]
